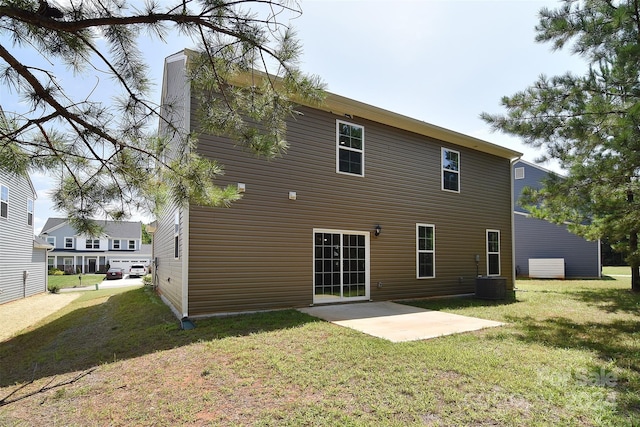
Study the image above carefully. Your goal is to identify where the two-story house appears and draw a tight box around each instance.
[0,169,52,305]
[513,160,601,278]
[152,51,522,318]
[40,218,151,274]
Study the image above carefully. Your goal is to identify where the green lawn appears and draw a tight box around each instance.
[603,266,632,276]
[1,278,639,426]
[47,273,105,290]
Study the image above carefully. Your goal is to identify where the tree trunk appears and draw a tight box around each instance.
[631,231,640,292]
[628,190,640,291]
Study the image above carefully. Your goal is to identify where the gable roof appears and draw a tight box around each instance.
[40,217,67,234]
[0,169,37,200]
[40,217,142,238]
[168,50,522,161]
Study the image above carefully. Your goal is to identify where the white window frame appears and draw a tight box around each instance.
[336,120,365,177]
[486,229,501,276]
[64,237,74,249]
[0,185,8,219]
[46,236,56,247]
[441,147,460,193]
[85,238,100,249]
[113,239,121,249]
[312,228,370,304]
[27,198,33,226]
[128,240,136,250]
[174,211,180,259]
[63,257,74,273]
[416,224,436,279]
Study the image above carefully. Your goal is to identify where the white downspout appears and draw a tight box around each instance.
[510,156,521,295]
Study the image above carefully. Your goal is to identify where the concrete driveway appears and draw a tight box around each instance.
[299,301,504,342]
[60,275,143,292]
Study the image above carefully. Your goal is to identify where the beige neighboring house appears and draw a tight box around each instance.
[0,169,52,305]
[39,218,151,275]
[152,50,522,319]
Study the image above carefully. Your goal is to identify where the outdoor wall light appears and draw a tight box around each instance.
[374,225,382,236]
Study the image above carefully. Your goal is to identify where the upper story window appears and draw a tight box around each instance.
[46,236,56,246]
[113,239,121,249]
[128,240,136,250]
[0,185,8,219]
[86,238,100,249]
[64,237,74,249]
[515,167,525,180]
[27,199,34,226]
[336,120,364,176]
[442,148,460,192]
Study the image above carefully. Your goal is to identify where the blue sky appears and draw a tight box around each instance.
[2,0,587,234]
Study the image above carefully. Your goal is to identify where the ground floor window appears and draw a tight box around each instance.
[487,229,500,276]
[416,224,435,278]
[63,258,74,274]
[313,229,369,303]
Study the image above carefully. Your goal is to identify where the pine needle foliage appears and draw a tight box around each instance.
[0,0,325,234]
[481,0,640,291]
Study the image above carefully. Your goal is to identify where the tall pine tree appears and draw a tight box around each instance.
[482,0,640,291]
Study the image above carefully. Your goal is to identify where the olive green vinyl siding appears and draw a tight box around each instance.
[187,102,514,316]
[154,54,189,315]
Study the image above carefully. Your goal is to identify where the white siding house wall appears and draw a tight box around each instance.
[0,171,48,304]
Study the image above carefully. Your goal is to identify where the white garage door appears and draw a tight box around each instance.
[108,259,150,272]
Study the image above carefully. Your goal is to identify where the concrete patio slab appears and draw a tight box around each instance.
[298,301,504,342]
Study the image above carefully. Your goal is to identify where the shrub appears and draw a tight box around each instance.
[48,284,60,294]
[142,274,153,287]
[48,268,64,276]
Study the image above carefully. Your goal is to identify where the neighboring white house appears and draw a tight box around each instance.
[0,170,52,305]
[39,218,151,274]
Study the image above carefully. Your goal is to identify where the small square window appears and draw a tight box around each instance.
[515,167,525,180]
